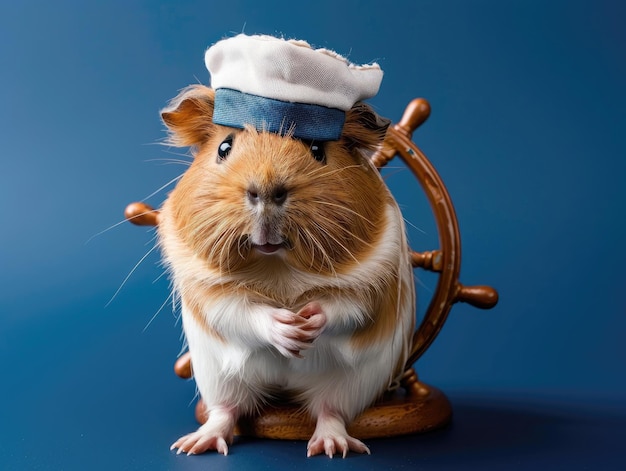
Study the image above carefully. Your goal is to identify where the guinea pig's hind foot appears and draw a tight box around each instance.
[306,412,371,458]
[170,406,237,456]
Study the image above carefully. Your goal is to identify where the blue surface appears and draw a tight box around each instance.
[1,0,625,469]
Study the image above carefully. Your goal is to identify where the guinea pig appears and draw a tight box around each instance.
[157,84,415,458]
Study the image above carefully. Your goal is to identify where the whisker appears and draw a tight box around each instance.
[106,244,159,307]
[299,225,338,275]
[224,227,243,271]
[403,217,427,235]
[141,173,184,202]
[379,166,408,181]
[158,147,192,157]
[311,199,375,226]
[312,219,359,264]
[298,227,324,273]
[145,158,192,167]
[304,163,362,180]
[314,212,373,248]
[237,234,249,259]
[86,210,159,244]
[217,229,233,274]
[376,165,407,170]
[153,268,169,284]
[414,275,433,294]
[145,231,159,247]
[143,291,175,332]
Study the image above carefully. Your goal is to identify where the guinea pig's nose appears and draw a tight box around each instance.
[246,185,288,206]
[247,187,260,205]
[272,186,288,206]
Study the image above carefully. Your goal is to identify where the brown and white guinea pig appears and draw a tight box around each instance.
[157,84,415,458]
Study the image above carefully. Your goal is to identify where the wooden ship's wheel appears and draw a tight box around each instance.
[125,98,498,439]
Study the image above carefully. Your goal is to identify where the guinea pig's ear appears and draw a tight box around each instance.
[161,85,216,149]
[341,102,391,152]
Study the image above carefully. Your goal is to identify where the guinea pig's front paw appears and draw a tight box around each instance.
[270,305,326,358]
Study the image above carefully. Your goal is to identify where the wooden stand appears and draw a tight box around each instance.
[191,366,452,440]
[126,98,498,440]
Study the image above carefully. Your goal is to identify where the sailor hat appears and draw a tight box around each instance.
[205,34,383,141]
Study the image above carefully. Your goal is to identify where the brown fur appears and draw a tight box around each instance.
[349,274,401,350]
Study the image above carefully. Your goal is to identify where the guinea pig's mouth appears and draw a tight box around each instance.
[249,236,293,255]
[252,242,286,255]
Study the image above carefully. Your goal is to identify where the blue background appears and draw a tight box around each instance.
[1,0,625,469]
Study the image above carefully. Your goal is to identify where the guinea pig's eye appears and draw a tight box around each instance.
[217,134,234,162]
[308,141,326,164]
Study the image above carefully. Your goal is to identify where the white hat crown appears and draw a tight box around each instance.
[204,34,383,141]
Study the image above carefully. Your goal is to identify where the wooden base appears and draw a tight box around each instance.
[194,375,452,440]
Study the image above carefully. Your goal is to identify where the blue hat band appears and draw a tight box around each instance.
[212,88,345,141]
